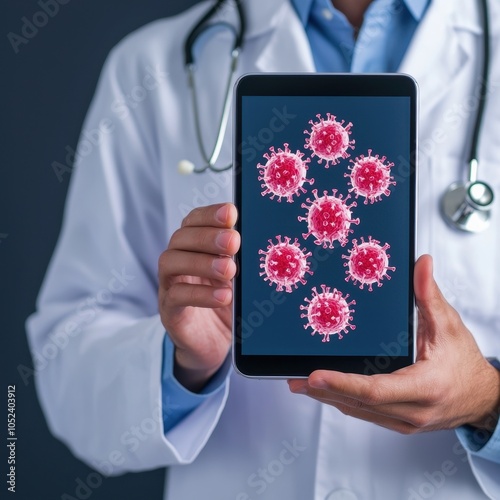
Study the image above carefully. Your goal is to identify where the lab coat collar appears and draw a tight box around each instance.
[214,0,315,72]
[399,0,482,117]
[215,0,289,40]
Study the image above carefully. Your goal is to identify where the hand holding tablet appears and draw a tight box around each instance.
[233,74,418,377]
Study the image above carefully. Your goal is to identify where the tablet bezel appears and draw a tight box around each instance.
[233,73,417,378]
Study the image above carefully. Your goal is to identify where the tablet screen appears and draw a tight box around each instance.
[233,74,417,377]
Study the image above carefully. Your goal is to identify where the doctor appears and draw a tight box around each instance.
[27,0,500,499]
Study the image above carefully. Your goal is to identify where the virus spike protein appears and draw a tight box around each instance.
[345,149,396,204]
[257,143,314,203]
[300,285,356,342]
[342,236,396,291]
[298,189,360,248]
[259,235,313,293]
[304,113,355,168]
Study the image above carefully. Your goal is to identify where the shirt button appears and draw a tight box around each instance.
[321,8,334,21]
[325,489,359,500]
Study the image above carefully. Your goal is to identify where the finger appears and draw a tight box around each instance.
[306,396,419,435]
[168,227,240,256]
[297,369,420,406]
[289,379,438,427]
[181,203,237,229]
[164,282,232,308]
[414,254,450,322]
[159,250,237,283]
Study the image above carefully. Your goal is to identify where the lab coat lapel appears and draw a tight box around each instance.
[252,1,315,73]
[399,0,481,119]
[217,0,314,72]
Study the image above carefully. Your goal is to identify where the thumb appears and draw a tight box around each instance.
[414,254,449,323]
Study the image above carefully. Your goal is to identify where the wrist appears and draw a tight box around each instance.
[468,359,500,431]
[173,349,223,393]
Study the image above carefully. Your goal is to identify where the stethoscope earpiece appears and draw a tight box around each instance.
[178,159,196,175]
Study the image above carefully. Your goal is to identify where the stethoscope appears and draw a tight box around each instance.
[177,0,246,176]
[441,0,494,232]
[178,0,494,233]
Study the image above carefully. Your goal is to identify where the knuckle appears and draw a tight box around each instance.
[337,404,354,417]
[164,282,180,303]
[398,425,419,436]
[409,411,432,429]
[158,252,173,282]
[347,398,366,410]
[362,384,383,406]
[158,250,170,270]
[422,379,446,405]
[197,229,213,250]
[182,207,201,227]
[168,227,184,247]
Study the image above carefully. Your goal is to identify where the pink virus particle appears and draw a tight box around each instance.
[342,236,396,291]
[257,143,314,203]
[346,149,396,204]
[259,235,313,293]
[300,285,356,342]
[298,189,360,248]
[304,113,355,168]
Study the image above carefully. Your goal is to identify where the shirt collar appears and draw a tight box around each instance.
[403,0,431,21]
[290,0,431,27]
[291,0,315,26]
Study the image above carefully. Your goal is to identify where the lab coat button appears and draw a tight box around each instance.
[321,8,334,21]
[325,489,358,500]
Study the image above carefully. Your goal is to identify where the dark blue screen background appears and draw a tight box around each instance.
[240,96,411,356]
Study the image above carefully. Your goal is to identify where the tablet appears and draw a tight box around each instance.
[233,74,417,378]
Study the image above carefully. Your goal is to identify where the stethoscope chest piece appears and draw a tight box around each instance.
[441,179,494,233]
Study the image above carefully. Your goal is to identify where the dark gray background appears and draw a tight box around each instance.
[1,1,199,498]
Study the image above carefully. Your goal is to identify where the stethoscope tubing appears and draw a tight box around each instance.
[182,0,246,174]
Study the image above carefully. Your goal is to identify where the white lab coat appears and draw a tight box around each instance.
[27,0,500,499]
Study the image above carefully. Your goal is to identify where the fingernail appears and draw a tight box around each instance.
[213,288,229,303]
[309,378,327,390]
[290,382,308,394]
[215,205,228,224]
[212,258,229,277]
[216,231,233,250]
[293,386,308,394]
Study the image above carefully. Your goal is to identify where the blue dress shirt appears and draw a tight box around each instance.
[161,0,500,467]
[291,0,430,73]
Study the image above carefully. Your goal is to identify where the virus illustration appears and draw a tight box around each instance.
[300,285,356,342]
[259,235,313,293]
[346,149,396,204]
[342,236,396,291]
[298,189,360,248]
[304,113,355,168]
[257,143,314,202]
